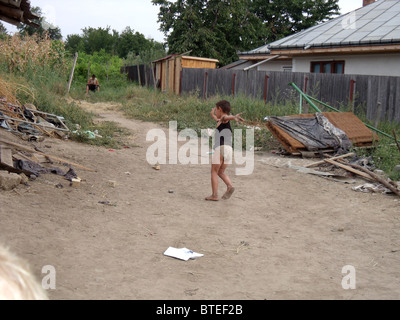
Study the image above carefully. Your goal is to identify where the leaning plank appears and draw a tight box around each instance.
[0,138,96,172]
[324,159,374,181]
[25,108,70,131]
[0,147,34,176]
[0,162,33,176]
[306,152,355,168]
[394,130,400,153]
[343,161,400,197]
[0,116,70,132]
[0,145,14,168]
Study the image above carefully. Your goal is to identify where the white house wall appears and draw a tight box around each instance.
[231,60,292,72]
[256,60,293,72]
[293,53,400,77]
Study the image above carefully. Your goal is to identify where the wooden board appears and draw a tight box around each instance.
[0,145,14,168]
[266,112,378,154]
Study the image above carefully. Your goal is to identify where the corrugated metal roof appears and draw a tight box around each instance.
[249,0,400,52]
[0,0,39,27]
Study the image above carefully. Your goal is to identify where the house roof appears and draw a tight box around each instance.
[152,54,219,64]
[0,0,39,28]
[241,0,400,55]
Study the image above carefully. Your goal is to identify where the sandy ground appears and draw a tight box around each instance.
[1,100,400,300]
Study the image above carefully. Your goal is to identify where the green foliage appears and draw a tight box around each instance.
[64,26,166,61]
[117,27,149,58]
[369,137,400,181]
[17,6,62,40]
[80,26,119,55]
[73,50,125,84]
[0,34,126,148]
[152,0,340,65]
[250,0,340,43]
[152,0,261,66]
[123,44,167,66]
[0,22,7,35]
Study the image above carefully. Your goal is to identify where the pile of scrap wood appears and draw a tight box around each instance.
[265,112,378,156]
[0,97,70,141]
[0,137,94,191]
[305,152,400,198]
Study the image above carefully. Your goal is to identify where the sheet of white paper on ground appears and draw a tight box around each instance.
[164,247,204,261]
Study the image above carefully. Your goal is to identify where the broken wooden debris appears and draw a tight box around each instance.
[297,153,400,198]
[306,152,355,168]
[0,97,70,140]
[265,112,378,155]
[342,161,400,197]
[0,136,90,190]
[0,138,95,172]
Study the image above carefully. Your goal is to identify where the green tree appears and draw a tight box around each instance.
[250,0,340,43]
[116,26,151,59]
[17,6,62,40]
[0,22,7,34]
[80,26,119,55]
[65,34,85,54]
[123,40,167,66]
[0,22,7,40]
[152,0,340,65]
[64,26,166,62]
[152,0,260,66]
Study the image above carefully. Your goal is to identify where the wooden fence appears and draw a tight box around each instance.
[121,65,155,87]
[180,68,400,123]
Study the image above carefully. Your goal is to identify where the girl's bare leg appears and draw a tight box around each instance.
[205,155,223,201]
[218,163,235,200]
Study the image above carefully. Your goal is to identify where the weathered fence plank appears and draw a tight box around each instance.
[122,66,400,123]
[178,68,400,123]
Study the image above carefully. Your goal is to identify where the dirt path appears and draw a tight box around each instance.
[1,100,399,300]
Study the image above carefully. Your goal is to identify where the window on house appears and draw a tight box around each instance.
[311,61,345,74]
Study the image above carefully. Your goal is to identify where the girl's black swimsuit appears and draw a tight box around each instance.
[214,121,232,149]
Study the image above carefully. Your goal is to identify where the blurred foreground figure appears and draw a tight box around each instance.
[0,245,48,300]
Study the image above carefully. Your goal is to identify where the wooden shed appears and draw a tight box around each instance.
[152,54,219,95]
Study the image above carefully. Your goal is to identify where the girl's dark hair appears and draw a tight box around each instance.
[216,100,231,114]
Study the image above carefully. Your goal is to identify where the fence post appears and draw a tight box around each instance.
[106,62,109,81]
[264,75,269,104]
[137,65,141,86]
[87,61,90,82]
[350,79,356,112]
[375,102,382,128]
[303,76,309,114]
[66,52,78,95]
[179,70,183,96]
[151,63,156,90]
[232,73,236,97]
[204,71,208,100]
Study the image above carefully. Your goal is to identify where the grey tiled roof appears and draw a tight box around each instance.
[244,0,400,53]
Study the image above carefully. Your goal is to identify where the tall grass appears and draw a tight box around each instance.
[118,84,400,179]
[0,34,127,148]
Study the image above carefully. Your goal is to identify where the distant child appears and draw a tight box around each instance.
[86,74,100,94]
[205,100,244,201]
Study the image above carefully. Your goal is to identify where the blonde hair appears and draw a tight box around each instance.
[0,245,48,300]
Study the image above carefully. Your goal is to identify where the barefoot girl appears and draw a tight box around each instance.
[205,100,244,201]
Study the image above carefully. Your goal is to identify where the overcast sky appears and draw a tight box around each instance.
[4,0,364,42]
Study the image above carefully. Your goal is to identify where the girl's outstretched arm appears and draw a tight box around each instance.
[222,113,245,124]
[210,107,219,122]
